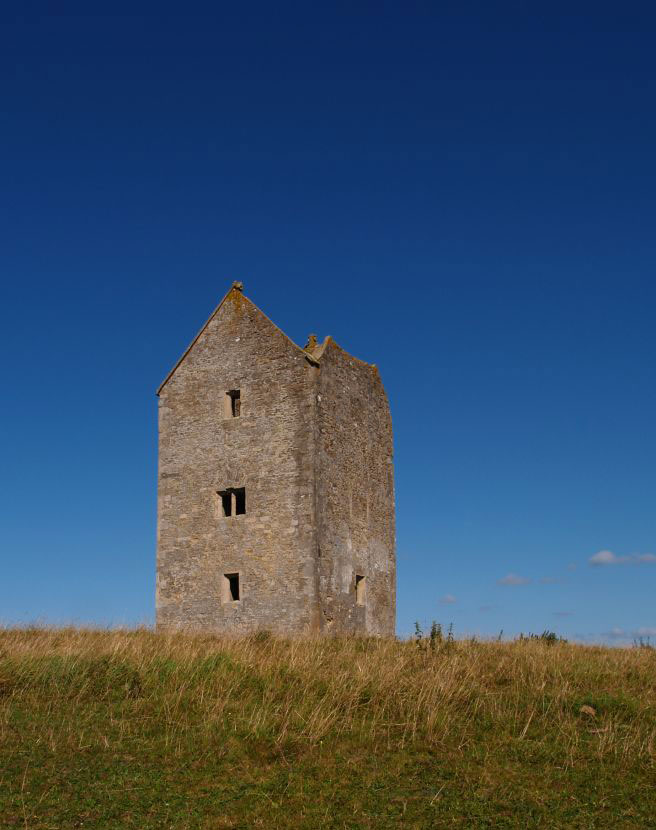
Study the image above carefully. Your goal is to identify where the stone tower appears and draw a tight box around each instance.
[156,282,395,635]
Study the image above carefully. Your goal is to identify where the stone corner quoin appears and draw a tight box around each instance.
[155,282,396,636]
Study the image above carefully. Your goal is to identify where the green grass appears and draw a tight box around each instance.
[0,628,654,828]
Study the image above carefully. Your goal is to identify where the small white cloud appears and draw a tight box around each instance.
[606,627,626,639]
[497,573,530,586]
[439,594,457,604]
[589,549,656,566]
[589,550,622,565]
[635,627,656,637]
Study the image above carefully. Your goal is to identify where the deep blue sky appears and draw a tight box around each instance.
[2,4,655,642]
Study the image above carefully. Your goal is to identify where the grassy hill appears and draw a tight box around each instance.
[0,628,654,829]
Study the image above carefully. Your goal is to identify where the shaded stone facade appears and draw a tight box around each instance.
[156,283,395,635]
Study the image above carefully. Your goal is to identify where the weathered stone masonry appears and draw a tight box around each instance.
[156,283,395,635]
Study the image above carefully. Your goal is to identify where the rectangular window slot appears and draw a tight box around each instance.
[217,487,246,517]
[224,389,241,418]
[355,574,366,606]
[217,489,233,517]
[234,487,246,515]
[223,572,240,602]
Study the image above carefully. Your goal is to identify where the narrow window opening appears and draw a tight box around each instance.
[234,487,246,515]
[217,490,232,517]
[225,389,241,418]
[217,488,246,517]
[223,572,240,602]
[355,574,366,606]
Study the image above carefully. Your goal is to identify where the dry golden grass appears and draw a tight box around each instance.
[1,627,655,828]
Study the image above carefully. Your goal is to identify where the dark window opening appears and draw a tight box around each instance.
[217,490,232,517]
[224,572,240,601]
[355,574,366,606]
[226,389,241,417]
[234,487,246,515]
[217,487,246,517]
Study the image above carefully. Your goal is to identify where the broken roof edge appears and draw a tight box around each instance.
[156,282,318,396]
[316,335,379,371]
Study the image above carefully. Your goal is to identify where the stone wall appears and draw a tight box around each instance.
[315,339,396,635]
[156,289,320,633]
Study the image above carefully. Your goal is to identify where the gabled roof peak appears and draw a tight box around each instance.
[157,282,318,395]
[157,282,379,396]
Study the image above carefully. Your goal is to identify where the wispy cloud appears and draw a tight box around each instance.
[590,550,622,565]
[553,611,573,618]
[497,573,530,586]
[589,549,656,566]
[439,594,457,604]
[540,577,559,584]
[604,626,656,641]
